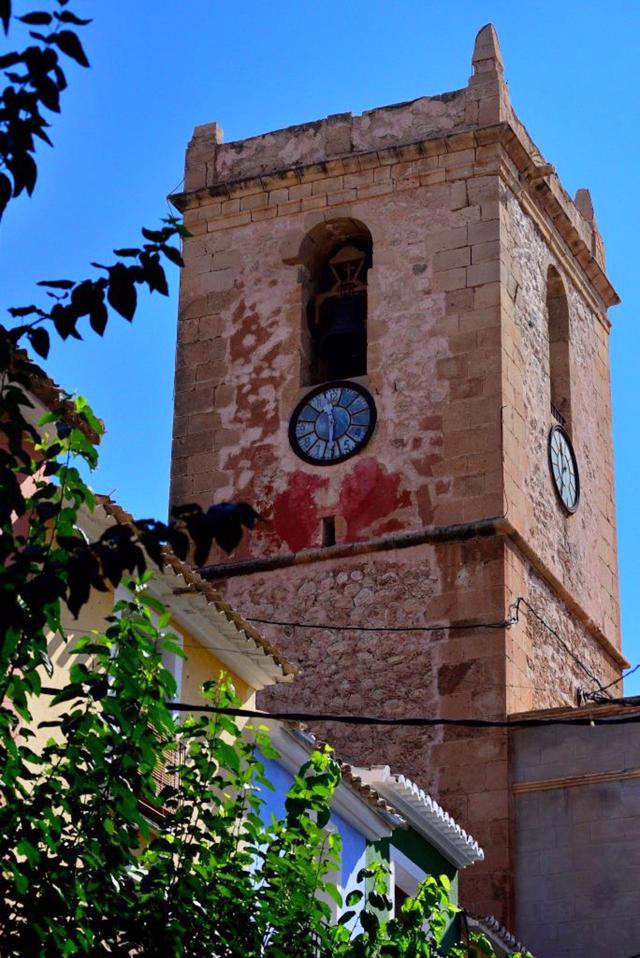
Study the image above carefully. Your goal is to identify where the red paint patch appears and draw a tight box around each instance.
[373,518,405,536]
[339,458,405,541]
[273,471,329,552]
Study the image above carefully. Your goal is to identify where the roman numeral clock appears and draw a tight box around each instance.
[289,381,377,465]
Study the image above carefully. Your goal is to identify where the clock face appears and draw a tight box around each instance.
[548,425,580,514]
[289,381,376,465]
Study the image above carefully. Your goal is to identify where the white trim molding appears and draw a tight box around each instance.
[353,766,484,869]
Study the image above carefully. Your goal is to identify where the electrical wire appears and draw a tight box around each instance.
[248,594,618,696]
[509,596,610,695]
[247,616,510,633]
[587,662,640,696]
[39,687,640,729]
[60,595,634,698]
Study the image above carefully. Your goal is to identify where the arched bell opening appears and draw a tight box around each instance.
[298,218,372,386]
[546,265,572,434]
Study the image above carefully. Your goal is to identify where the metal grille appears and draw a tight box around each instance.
[149,726,185,794]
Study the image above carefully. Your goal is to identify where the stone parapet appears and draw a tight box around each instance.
[173,25,610,303]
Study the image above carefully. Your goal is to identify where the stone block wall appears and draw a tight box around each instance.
[500,181,620,653]
[512,713,640,958]
[171,134,506,561]
[222,535,513,920]
[504,541,620,715]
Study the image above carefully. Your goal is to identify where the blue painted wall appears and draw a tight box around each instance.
[258,755,368,891]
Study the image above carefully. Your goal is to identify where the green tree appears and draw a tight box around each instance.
[0,5,530,956]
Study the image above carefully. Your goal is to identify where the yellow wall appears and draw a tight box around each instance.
[30,588,257,751]
[171,618,255,709]
[30,584,116,748]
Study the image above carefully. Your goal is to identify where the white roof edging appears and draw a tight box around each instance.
[353,765,484,869]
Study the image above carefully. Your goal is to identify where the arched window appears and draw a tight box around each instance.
[546,266,572,432]
[299,219,372,386]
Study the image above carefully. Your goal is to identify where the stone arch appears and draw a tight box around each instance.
[546,265,572,432]
[297,218,373,386]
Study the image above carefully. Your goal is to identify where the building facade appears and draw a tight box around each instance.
[260,725,487,949]
[170,24,626,925]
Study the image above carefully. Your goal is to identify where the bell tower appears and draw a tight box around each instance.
[170,25,626,924]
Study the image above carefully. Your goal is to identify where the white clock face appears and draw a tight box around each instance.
[549,425,579,513]
[289,381,376,465]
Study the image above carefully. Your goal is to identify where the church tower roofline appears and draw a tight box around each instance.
[171,26,616,308]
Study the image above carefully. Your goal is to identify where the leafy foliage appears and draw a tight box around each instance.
[0,583,515,957]
[0,0,92,219]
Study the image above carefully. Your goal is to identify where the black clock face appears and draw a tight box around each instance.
[548,425,579,514]
[289,381,376,465]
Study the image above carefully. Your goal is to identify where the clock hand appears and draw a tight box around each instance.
[321,397,335,447]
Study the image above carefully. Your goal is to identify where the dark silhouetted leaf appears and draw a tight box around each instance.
[8,305,38,317]
[51,30,89,67]
[35,74,60,112]
[161,244,183,268]
[360,909,379,936]
[89,299,107,336]
[141,226,166,242]
[236,502,262,529]
[0,0,10,34]
[50,303,81,340]
[107,263,136,321]
[0,173,10,219]
[27,327,50,359]
[140,251,168,295]
[18,12,52,24]
[0,52,20,69]
[37,279,74,289]
[113,248,140,258]
[54,10,91,25]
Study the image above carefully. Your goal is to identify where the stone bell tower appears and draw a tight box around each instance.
[170,25,626,925]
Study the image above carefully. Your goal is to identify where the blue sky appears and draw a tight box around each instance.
[1,1,638,692]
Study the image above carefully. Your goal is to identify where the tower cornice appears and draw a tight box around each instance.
[171,121,618,314]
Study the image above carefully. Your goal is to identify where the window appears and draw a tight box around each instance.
[546,266,572,432]
[321,516,336,547]
[299,219,372,386]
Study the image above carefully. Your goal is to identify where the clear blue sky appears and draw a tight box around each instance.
[1,1,638,692]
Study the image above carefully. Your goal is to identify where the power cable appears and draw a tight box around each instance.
[39,688,640,729]
[248,594,615,695]
[585,662,640,697]
[247,616,510,633]
[510,596,610,696]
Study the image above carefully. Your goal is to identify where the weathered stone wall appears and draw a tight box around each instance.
[504,541,620,715]
[500,186,620,650]
[512,717,640,958]
[221,535,513,920]
[186,91,469,190]
[171,142,505,560]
